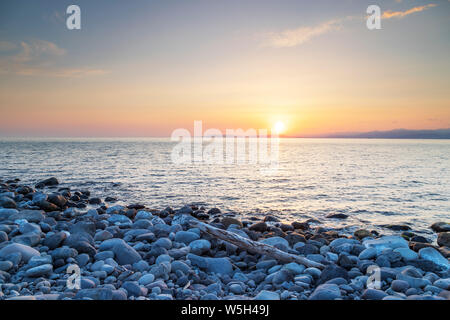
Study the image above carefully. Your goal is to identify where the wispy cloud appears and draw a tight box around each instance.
[260,17,355,48]
[0,40,107,78]
[382,3,437,19]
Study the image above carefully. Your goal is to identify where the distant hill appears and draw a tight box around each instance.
[299,128,450,139]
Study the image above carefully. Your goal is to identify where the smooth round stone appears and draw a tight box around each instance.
[201,293,218,300]
[0,231,9,243]
[138,274,155,286]
[94,230,113,242]
[171,260,191,274]
[433,279,450,290]
[153,238,172,250]
[95,251,115,261]
[358,247,377,260]
[0,243,40,263]
[229,283,244,294]
[254,290,280,300]
[304,267,321,279]
[256,260,277,270]
[391,280,410,292]
[362,288,388,300]
[112,290,128,300]
[174,231,200,245]
[308,284,341,300]
[19,222,41,235]
[155,254,172,265]
[75,253,90,267]
[101,264,115,274]
[133,260,150,272]
[25,264,53,277]
[393,248,418,261]
[91,260,105,272]
[0,260,13,271]
[81,278,96,289]
[189,239,211,255]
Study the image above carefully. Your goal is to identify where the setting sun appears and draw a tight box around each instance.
[273,121,286,135]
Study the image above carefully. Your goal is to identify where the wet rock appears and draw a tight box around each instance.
[221,217,243,228]
[437,232,450,247]
[326,213,348,219]
[394,247,418,261]
[418,247,449,270]
[39,200,59,212]
[35,177,59,188]
[354,229,371,240]
[291,221,309,230]
[384,224,411,231]
[363,236,408,254]
[88,197,102,205]
[47,194,67,208]
[249,222,268,232]
[431,222,450,233]
[207,208,221,215]
[410,235,429,243]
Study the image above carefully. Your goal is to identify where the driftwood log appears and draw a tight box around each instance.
[189,219,325,269]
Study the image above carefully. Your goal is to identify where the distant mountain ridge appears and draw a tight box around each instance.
[298,128,450,139]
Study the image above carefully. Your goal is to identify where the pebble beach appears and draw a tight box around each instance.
[0,177,449,300]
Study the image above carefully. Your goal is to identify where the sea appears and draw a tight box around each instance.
[1,138,449,241]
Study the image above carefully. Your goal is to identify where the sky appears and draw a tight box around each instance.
[0,0,449,137]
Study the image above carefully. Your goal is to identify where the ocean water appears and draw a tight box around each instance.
[0,138,449,240]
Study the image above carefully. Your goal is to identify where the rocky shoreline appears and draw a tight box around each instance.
[0,177,449,300]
